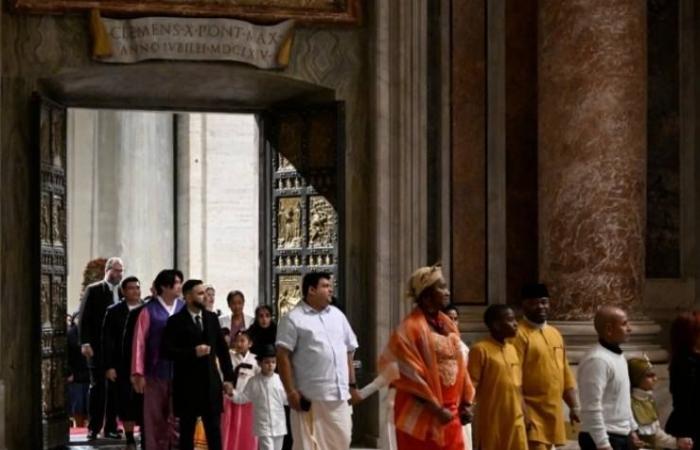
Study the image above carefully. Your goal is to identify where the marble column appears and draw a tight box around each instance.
[66,110,175,311]
[371,0,430,446]
[538,0,647,321]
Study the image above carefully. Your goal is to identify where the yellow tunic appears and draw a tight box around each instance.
[510,320,576,446]
[468,337,527,450]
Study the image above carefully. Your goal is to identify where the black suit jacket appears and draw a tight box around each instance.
[78,280,118,367]
[122,303,145,378]
[163,307,235,417]
[102,301,143,377]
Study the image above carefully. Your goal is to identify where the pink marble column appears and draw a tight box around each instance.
[538,1,646,320]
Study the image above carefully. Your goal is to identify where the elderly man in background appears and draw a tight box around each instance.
[78,256,124,440]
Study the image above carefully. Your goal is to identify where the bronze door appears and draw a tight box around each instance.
[261,104,344,317]
[37,97,70,449]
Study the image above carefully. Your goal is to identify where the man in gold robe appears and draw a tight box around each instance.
[511,283,579,450]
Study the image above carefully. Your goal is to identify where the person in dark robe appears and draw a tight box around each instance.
[102,276,144,448]
[248,305,277,357]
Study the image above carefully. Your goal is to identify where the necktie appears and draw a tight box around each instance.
[195,315,203,333]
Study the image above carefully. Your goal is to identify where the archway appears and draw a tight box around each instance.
[34,63,344,448]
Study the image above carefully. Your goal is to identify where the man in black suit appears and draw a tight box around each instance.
[102,276,144,448]
[78,256,124,440]
[163,279,235,450]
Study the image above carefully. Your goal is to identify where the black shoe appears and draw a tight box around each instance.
[104,430,122,439]
[86,431,99,441]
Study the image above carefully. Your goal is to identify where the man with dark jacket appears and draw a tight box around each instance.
[102,276,144,448]
[78,256,124,440]
[163,279,235,450]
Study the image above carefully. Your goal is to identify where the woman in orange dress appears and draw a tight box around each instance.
[379,265,475,450]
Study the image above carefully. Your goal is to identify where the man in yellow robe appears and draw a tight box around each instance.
[468,304,528,450]
[511,283,579,450]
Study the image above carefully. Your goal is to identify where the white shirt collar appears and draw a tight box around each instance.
[300,300,331,314]
[127,301,141,311]
[632,387,653,400]
[157,296,178,316]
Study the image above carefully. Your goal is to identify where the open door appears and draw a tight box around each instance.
[36,96,70,449]
[260,103,345,317]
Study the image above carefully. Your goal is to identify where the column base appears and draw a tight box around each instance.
[456,307,668,363]
[553,320,668,363]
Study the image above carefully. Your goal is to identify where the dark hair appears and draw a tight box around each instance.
[233,329,251,341]
[483,304,512,328]
[173,269,184,282]
[302,272,331,298]
[221,327,231,337]
[255,305,273,319]
[121,276,140,290]
[153,269,179,295]
[444,303,458,314]
[670,311,700,357]
[227,290,245,306]
[182,279,203,295]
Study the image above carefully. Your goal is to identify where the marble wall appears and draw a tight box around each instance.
[178,113,260,318]
[0,8,368,448]
[66,109,176,312]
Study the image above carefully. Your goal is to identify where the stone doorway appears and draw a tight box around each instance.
[33,64,343,449]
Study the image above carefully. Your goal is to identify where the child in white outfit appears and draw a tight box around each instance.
[230,344,288,450]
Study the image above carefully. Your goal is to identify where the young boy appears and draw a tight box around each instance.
[628,357,693,450]
[230,344,288,450]
[467,304,528,450]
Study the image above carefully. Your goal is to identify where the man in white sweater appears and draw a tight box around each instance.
[578,305,644,450]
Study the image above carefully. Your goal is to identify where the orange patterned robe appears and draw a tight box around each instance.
[380,308,474,450]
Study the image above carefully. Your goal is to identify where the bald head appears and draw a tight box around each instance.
[594,305,631,344]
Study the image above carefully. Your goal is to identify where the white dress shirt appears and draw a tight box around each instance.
[105,279,119,304]
[579,343,637,448]
[276,301,358,401]
[188,308,203,328]
[231,372,288,437]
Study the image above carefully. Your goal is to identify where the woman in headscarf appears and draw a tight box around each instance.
[376,264,474,450]
[247,305,277,357]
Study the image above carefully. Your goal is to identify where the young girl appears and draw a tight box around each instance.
[222,330,259,450]
[230,344,288,450]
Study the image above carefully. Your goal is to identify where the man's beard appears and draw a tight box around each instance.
[192,300,205,310]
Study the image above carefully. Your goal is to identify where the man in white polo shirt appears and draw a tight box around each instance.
[578,305,644,450]
[276,272,360,450]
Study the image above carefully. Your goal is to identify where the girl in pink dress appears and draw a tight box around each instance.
[222,330,258,450]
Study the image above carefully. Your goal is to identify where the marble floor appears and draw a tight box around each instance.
[67,433,376,450]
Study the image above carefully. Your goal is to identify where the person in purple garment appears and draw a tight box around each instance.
[131,269,185,450]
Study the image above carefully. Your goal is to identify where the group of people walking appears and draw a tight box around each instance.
[377,264,700,450]
[68,257,700,450]
[69,257,357,450]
